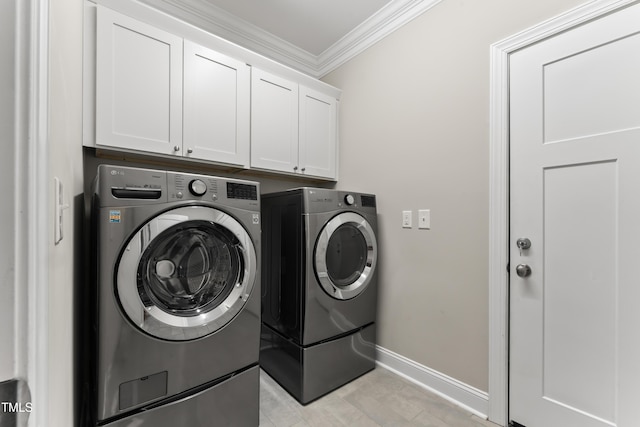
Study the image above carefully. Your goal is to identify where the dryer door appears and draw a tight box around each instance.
[116,205,256,341]
[314,212,377,300]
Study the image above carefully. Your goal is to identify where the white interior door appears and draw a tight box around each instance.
[509,3,640,426]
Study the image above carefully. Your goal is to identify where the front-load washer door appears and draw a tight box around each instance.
[314,212,377,300]
[116,205,256,341]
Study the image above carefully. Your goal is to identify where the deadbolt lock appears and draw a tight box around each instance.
[516,237,531,250]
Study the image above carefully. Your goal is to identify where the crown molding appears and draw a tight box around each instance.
[317,0,442,77]
[141,0,442,78]
[138,0,320,76]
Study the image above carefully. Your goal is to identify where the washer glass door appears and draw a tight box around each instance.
[116,206,256,340]
[315,212,377,300]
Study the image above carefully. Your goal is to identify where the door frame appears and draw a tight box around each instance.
[487,0,639,424]
[19,0,51,425]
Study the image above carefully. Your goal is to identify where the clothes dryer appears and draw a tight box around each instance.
[88,165,261,426]
[260,188,378,404]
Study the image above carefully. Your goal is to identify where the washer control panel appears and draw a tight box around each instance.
[98,165,260,209]
[167,171,259,208]
[227,182,258,200]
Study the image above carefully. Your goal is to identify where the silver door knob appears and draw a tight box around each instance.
[187,148,193,154]
[173,145,180,152]
[516,264,532,278]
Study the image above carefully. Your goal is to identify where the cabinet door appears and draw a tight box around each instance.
[299,87,338,179]
[96,6,183,155]
[183,41,250,167]
[250,68,299,173]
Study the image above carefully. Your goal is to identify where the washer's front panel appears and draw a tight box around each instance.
[96,205,260,422]
[93,165,261,423]
[106,366,259,427]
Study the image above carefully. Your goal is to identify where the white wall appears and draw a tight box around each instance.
[323,0,585,392]
[48,0,84,424]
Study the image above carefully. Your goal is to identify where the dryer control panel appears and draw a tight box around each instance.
[303,188,377,214]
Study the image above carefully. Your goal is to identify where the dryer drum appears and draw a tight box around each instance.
[325,223,367,287]
[137,220,243,317]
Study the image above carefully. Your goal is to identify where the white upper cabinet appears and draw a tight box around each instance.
[96,6,183,154]
[183,41,250,167]
[251,68,338,180]
[96,6,250,167]
[299,87,337,179]
[250,68,299,174]
[91,4,339,179]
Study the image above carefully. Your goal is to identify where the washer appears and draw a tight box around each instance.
[89,165,260,426]
[260,188,378,404]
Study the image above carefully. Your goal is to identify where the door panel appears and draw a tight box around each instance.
[250,68,299,173]
[96,6,183,153]
[542,161,617,423]
[509,3,640,426]
[543,32,640,142]
[183,41,250,166]
[299,87,337,179]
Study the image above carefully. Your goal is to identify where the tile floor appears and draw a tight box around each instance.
[259,367,498,427]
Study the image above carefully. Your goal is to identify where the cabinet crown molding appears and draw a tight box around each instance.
[136,0,443,78]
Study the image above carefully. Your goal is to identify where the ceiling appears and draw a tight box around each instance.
[201,0,393,56]
[141,0,442,78]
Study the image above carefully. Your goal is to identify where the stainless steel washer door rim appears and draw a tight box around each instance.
[116,206,257,340]
[315,212,377,300]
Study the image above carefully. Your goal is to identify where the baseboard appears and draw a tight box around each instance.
[375,346,489,419]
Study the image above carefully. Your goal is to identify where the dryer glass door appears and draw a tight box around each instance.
[116,206,256,341]
[326,223,368,287]
[315,212,377,300]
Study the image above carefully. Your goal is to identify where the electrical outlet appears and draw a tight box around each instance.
[418,209,431,229]
[402,210,412,228]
